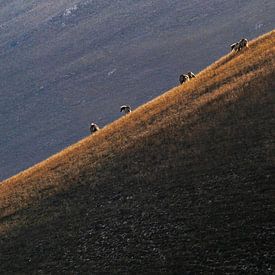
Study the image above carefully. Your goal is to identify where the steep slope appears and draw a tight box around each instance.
[0,31,274,273]
[1,0,275,180]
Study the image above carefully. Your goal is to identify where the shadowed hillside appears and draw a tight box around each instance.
[0,31,274,273]
[1,0,275,180]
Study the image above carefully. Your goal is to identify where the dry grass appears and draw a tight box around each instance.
[0,30,274,273]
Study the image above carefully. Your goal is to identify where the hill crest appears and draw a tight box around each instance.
[1,0,275,181]
[0,30,274,273]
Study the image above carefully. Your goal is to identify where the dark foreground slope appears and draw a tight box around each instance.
[0,31,274,274]
[1,0,275,181]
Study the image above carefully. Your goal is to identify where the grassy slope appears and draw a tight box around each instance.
[1,0,275,181]
[0,31,274,273]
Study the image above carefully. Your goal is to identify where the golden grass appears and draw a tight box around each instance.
[0,29,274,237]
[0,30,274,274]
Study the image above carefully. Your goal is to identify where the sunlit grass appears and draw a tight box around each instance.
[0,30,274,260]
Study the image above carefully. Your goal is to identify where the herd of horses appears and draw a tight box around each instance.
[90,105,131,133]
[178,38,248,85]
[90,38,249,134]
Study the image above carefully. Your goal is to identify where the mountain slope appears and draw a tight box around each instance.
[0,31,274,273]
[1,0,275,180]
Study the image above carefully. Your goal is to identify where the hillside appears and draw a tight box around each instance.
[0,31,275,273]
[1,0,275,180]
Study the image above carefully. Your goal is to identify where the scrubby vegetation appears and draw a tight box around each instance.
[0,31,274,273]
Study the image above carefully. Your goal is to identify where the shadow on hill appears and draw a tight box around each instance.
[1,64,274,273]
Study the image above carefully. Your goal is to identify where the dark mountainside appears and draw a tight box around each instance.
[0,31,274,273]
[0,0,274,180]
